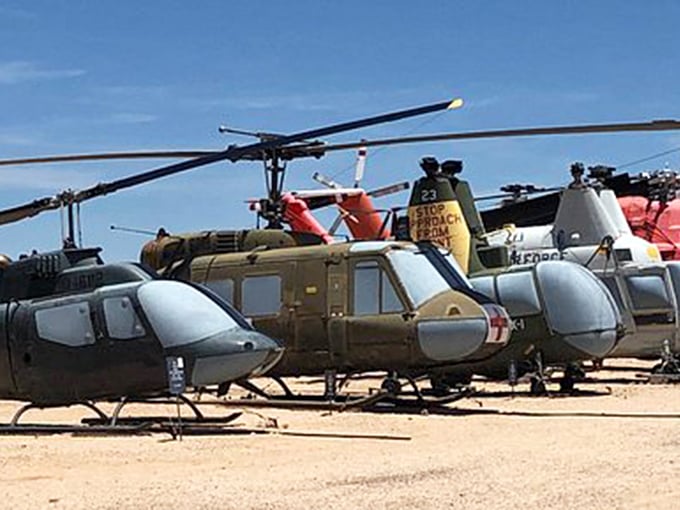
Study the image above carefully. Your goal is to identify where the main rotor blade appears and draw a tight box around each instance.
[70,97,462,203]
[0,151,217,167]
[367,181,410,198]
[0,97,460,225]
[0,197,59,226]
[0,97,460,169]
[474,186,562,202]
[315,119,680,153]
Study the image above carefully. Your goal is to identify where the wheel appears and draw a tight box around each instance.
[381,377,401,395]
[529,377,547,395]
[559,377,574,393]
[429,376,450,396]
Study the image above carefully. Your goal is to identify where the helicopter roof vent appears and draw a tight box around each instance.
[213,230,244,253]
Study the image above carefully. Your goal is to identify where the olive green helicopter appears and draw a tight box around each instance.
[246,120,680,393]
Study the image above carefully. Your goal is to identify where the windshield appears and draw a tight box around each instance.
[537,262,618,334]
[137,280,242,348]
[386,249,451,307]
[666,263,680,307]
[624,274,672,311]
[441,251,473,289]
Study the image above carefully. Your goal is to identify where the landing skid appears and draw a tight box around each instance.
[0,396,267,438]
[211,373,476,412]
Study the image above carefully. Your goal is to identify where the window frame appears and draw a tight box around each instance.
[351,258,406,316]
[35,300,97,347]
[102,295,147,341]
[241,273,283,317]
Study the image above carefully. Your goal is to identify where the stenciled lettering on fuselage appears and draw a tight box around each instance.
[408,201,470,249]
[58,271,105,292]
[408,202,466,246]
[408,200,472,272]
[508,249,563,266]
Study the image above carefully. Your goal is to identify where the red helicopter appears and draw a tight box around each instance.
[611,170,680,261]
[247,145,408,243]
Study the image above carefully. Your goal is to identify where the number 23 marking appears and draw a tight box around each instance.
[421,189,437,202]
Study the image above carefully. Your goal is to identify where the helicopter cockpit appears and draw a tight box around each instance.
[470,260,621,361]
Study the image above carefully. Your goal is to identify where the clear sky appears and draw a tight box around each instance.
[1,1,680,261]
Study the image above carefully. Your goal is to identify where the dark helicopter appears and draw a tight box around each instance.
[0,246,283,410]
[1,105,680,395]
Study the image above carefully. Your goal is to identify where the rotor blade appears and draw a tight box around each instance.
[0,151,219,167]
[315,119,680,153]
[63,97,461,203]
[0,97,461,171]
[367,181,410,198]
[474,186,563,202]
[0,196,60,226]
[473,192,516,202]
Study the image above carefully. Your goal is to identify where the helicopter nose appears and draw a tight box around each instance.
[417,317,490,362]
[165,329,283,387]
[562,331,618,359]
[535,261,620,358]
[188,330,284,387]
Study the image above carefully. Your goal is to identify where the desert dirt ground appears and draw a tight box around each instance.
[0,359,678,510]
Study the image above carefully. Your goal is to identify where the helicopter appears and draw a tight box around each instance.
[0,243,283,423]
[475,163,680,373]
[309,156,622,392]
[585,167,680,262]
[2,108,680,394]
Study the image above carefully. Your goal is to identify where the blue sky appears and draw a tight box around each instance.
[1,1,680,261]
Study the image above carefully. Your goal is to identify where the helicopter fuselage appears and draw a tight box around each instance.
[144,236,511,377]
[0,250,282,406]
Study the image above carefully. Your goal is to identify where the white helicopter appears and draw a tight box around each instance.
[484,163,662,269]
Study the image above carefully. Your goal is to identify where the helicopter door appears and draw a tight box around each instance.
[15,298,98,403]
[93,292,165,396]
[291,259,331,368]
[327,261,348,364]
[242,265,293,355]
[345,259,409,370]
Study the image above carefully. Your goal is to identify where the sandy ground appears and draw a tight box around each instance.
[0,360,678,510]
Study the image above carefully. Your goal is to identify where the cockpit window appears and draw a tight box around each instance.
[625,274,671,311]
[666,264,680,307]
[599,276,625,310]
[441,251,473,289]
[103,296,146,340]
[353,261,404,315]
[385,249,451,308]
[137,280,241,348]
[35,301,95,347]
